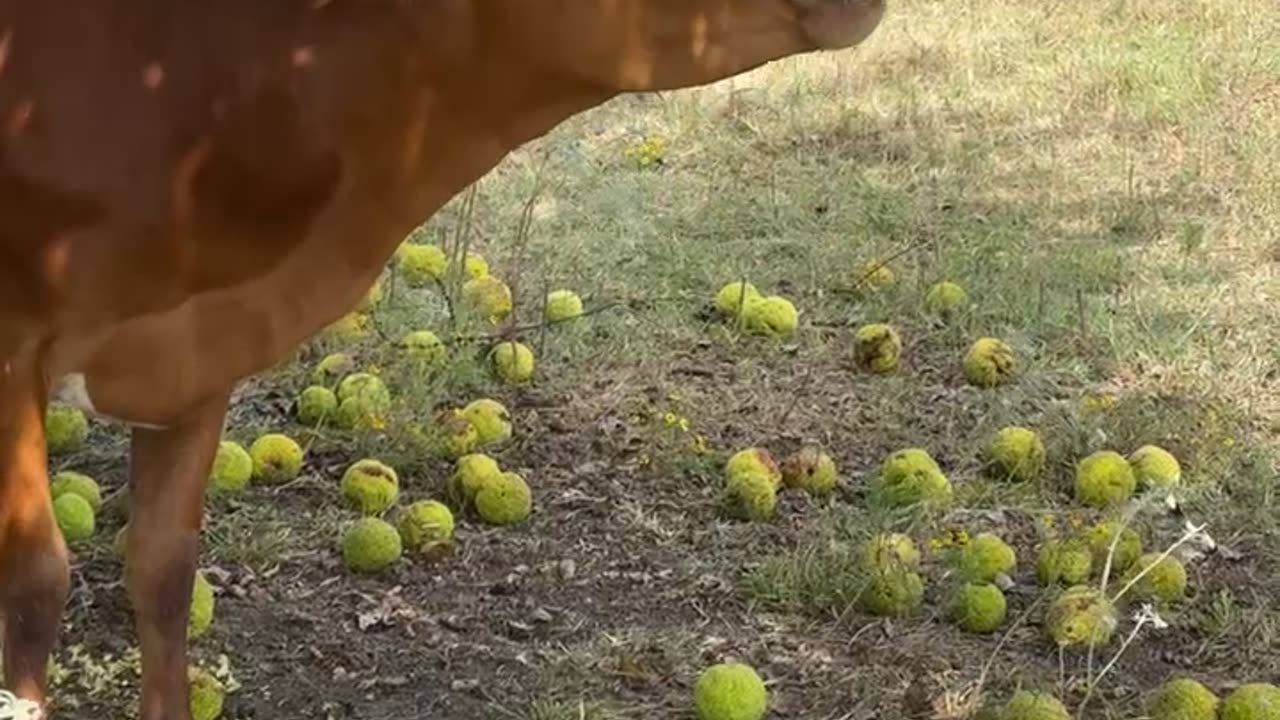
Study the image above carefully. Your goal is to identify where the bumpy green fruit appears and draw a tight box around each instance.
[963,337,1016,388]
[858,260,896,291]
[1129,445,1182,490]
[1084,520,1143,575]
[714,281,761,317]
[1036,540,1094,587]
[868,448,952,510]
[1122,553,1187,606]
[779,446,838,497]
[1001,690,1070,720]
[462,398,512,447]
[924,280,968,317]
[249,434,304,485]
[1074,450,1137,508]
[490,341,535,384]
[208,441,253,495]
[400,330,446,368]
[693,662,768,720]
[340,459,400,516]
[1148,677,1219,720]
[53,493,95,542]
[1045,585,1117,648]
[336,372,391,408]
[725,448,782,489]
[435,409,480,459]
[955,533,1017,583]
[983,426,1046,482]
[740,296,798,337]
[396,500,455,553]
[463,252,489,279]
[545,289,584,322]
[334,396,387,432]
[342,518,403,573]
[296,385,338,426]
[462,275,513,324]
[450,453,503,506]
[724,470,778,521]
[853,323,902,373]
[475,472,533,525]
[860,533,921,573]
[188,666,226,720]
[1218,683,1280,720]
[49,471,102,512]
[45,403,89,455]
[949,582,1007,634]
[858,569,925,617]
[396,243,448,286]
[311,352,355,385]
[187,570,215,640]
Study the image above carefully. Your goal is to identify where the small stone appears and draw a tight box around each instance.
[557,559,577,581]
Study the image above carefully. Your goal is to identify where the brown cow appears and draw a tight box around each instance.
[0,1,885,717]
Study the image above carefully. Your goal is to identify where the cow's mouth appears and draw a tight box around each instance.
[791,0,886,50]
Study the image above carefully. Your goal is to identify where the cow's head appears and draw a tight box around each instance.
[479,0,886,91]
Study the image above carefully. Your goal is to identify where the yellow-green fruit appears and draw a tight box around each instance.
[868,448,952,510]
[1045,585,1118,648]
[188,666,226,720]
[963,337,1016,388]
[924,280,968,317]
[949,582,1007,634]
[53,493,95,542]
[400,330,445,367]
[45,403,89,455]
[396,243,448,286]
[1084,520,1143,574]
[187,570,215,640]
[693,662,768,720]
[322,312,370,345]
[249,433,304,485]
[740,295,799,337]
[779,446,838,497]
[1036,540,1094,586]
[955,533,1017,583]
[342,517,403,573]
[340,459,400,516]
[545,289,584,322]
[475,472,532,526]
[336,372,391,408]
[1148,678,1219,720]
[860,533,921,573]
[333,396,386,432]
[858,569,925,617]
[714,281,761,317]
[490,341,535,384]
[858,260,896,291]
[356,278,383,312]
[296,385,338,426]
[463,251,489,279]
[983,426,1046,482]
[724,470,778,521]
[1218,683,1280,720]
[462,275,513,323]
[853,323,902,373]
[49,471,102,512]
[396,500,455,553]
[462,398,512,447]
[1074,450,1137,509]
[312,352,355,385]
[449,453,503,506]
[1129,445,1182,490]
[1001,690,1070,720]
[208,441,253,495]
[435,410,480,459]
[1123,553,1187,606]
[724,448,782,489]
